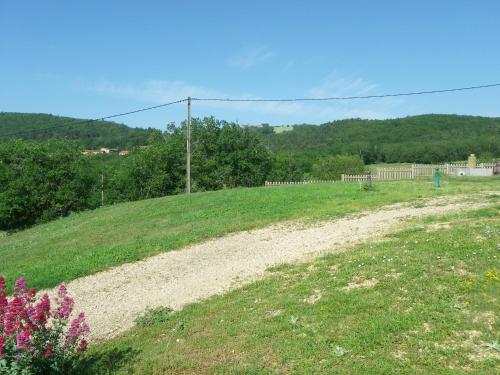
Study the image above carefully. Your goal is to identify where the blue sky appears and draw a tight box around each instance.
[1,0,499,128]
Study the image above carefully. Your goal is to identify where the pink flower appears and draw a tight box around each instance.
[13,278,27,296]
[77,339,88,351]
[0,275,91,365]
[16,329,31,351]
[43,344,53,358]
[0,335,4,357]
[57,284,67,299]
[65,312,89,350]
[53,284,74,320]
[0,276,6,293]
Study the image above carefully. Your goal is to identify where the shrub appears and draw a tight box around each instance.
[311,155,365,180]
[0,276,89,374]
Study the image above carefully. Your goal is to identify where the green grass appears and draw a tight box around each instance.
[0,177,499,291]
[83,203,500,374]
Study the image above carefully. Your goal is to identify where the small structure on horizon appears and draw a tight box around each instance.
[467,154,477,168]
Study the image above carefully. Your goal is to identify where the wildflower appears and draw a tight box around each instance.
[0,276,89,372]
[13,278,27,295]
[66,312,90,347]
[53,290,74,320]
[57,284,67,299]
[16,329,31,351]
[0,276,6,293]
[43,344,53,358]
[485,270,498,281]
[77,339,88,351]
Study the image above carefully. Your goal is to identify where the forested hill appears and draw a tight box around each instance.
[253,114,500,165]
[0,112,156,149]
[1,113,499,162]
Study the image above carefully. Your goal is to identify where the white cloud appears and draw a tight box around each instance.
[81,74,405,124]
[307,74,378,98]
[227,46,276,69]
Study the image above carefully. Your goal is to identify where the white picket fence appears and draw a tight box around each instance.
[376,163,495,180]
[342,163,496,182]
[340,174,377,182]
[268,163,497,186]
[265,180,334,187]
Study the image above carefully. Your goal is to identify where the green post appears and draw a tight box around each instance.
[433,166,441,188]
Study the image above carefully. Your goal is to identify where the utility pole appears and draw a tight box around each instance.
[101,173,104,206]
[186,96,191,193]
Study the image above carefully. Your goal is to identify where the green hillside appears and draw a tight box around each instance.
[86,204,499,374]
[1,177,498,291]
[0,112,156,149]
[254,114,500,167]
[2,113,499,161]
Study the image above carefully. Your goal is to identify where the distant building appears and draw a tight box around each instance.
[100,147,119,154]
[82,148,126,156]
[82,149,101,156]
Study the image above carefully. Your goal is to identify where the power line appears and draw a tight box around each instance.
[191,82,500,102]
[0,99,187,138]
[1,82,500,139]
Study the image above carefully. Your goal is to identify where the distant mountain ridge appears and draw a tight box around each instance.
[0,112,156,149]
[251,114,500,165]
[1,113,499,163]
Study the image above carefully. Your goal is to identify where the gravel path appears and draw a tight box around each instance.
[54,194,494,341]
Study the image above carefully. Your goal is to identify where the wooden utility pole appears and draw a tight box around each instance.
[101,173,104,206]
[186,97,191,193]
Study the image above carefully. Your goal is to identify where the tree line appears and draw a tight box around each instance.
[1,114,498,231]
[252,114,500,172]
[0,112,156,149]
[1,117,364,230]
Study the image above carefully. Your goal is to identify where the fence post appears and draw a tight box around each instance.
[341,174,345,182]
[367,171,372,190]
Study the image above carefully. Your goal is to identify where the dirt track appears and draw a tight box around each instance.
[52,193,494,341]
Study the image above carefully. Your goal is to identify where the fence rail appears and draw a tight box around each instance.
[341,174,377,182]
[265,180,334,187]
[376,163,495,180]
[267,163,496,186]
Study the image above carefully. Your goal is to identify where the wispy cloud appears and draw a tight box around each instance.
[82,74,405,124]
[307,74,378,98]
[227,45,276,69]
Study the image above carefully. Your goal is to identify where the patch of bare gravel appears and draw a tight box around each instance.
[49,193,495,340]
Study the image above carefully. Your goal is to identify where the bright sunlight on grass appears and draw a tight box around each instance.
[82,203,499,374]
[0,177,498,291]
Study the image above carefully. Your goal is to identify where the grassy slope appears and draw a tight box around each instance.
[84,201,500,375]
[1,178,499,291]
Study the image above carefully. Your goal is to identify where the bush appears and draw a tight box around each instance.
[0,140,99,230]
[311,155,365,180]
[0,276,89,374]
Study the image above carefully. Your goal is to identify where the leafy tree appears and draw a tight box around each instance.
[0,140,99,230]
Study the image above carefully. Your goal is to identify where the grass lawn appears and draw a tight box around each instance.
[83,202,500,374]
[0,177,499,291]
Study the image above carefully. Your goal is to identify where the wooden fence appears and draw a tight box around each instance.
[265,180,334,187]
[376,163,495,180]
[268,163,497,186]
[340,174,377,182]
[342,163,496,182]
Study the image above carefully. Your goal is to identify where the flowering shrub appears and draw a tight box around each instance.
[0,276,89,374]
